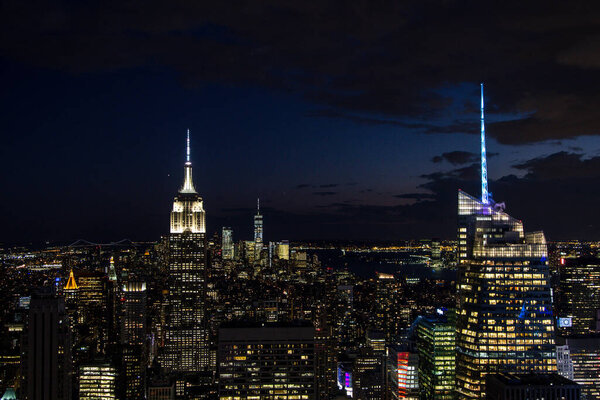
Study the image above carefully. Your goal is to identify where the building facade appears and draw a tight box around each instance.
[556,256,600,336]
[455,191,556,398]
[416,310,455,400]
[78,362,117,400]
[218,322,316,399]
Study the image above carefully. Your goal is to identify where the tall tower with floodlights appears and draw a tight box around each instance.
[455,85,556,398]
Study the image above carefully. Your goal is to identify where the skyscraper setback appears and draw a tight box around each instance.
[455,85,556,398]
[161,130,210,376]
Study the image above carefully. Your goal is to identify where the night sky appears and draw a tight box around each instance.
[2,1,600,244]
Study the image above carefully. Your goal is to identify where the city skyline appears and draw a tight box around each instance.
[3,3,600,243]
[3,4,600,400]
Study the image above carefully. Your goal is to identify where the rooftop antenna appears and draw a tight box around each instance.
[186,129,191,165]
[480,83,489,204]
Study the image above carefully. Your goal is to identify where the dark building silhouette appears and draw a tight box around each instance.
[556,257,600,336]
[22,288,72,400]
[486,373,580,400]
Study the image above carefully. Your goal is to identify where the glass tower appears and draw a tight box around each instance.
[161,130,209,373]
[417,310,456,400]
[455,86,555,398]
[455,191,556,398]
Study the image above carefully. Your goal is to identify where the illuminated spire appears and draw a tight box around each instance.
[257,198,260,214]
[186,129,191,165]
[480,83,489,204]
[180,129,197,193]
[108,256,118,282]
[65,269,78,290]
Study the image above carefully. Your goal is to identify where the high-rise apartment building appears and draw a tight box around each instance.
[22,289,72,400]
[455,85,556,398]
[221,227,234,260]
[161,131,209,374]
[218,322,316,399]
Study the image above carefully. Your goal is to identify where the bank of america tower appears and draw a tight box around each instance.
[455,85,556,398]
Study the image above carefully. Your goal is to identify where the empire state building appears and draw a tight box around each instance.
[161,130,210,374]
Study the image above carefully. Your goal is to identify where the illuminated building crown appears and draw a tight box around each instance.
[170,130,206,234]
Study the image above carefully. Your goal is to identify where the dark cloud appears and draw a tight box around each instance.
[312,191,337,196]
[295,184,311,189]
[394,193,436,201]
[319,183,338,188]
[432,151,478,165]
[4,2,600,144]
[512,151,600,180]
[209,151,600,240]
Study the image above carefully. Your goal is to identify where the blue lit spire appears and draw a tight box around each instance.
[186,129,191,165]
[480,83,489,204]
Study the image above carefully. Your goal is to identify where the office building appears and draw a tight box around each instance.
[121,282,147,345]
[556,256,600,336]
[387,345,419,400]
[22,289,72,400]
[416,310,455,400]
[121,282,147,399]
[161,131,210,374]
[218,322,316,399]
[486,373,580,400]
[556,336,600,400]
[221,227,234,260]
[276,240,290,260]
[79,362,117,400]
[77,270,109,355]
[455,85,556,398]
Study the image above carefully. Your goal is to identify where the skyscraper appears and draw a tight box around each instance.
[121,282,147,400]
[22,288,72,400]
[161,130,210,374]
[556,336,600,400]
[416,310,455,400]
[254,198,263,260]
[455,85,556,398]
[121,282,146,345]
[556,256,600,336]
[221,227,234,260]
[107,256,118,283]
[387,345,419,400]
[78,362,117,400]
